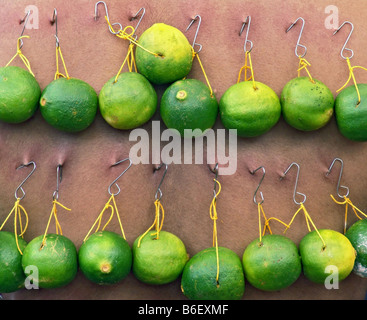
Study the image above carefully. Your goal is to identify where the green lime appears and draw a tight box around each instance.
[21,233,78,289]
[40,77,98,132]
[135,23,193,84]
[0,66,41,123]
[132,230,188,285]
[0,231,27,293]
[242,234,301,291]
[280,77,334,131]
[98,72,157,130]
[160,79,218,136]
[335,84,367,141]
[181,246,245,300]
[78,231,132,285]
[345,219,367,278]
[219,81,281,137]
[299,229,356,284]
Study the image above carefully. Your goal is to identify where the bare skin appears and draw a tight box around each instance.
[1,0,367,300]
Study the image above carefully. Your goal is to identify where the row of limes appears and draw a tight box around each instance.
[0,23,366,141]
[1,218,366,299]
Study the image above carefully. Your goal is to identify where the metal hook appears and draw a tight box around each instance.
[333,21,354,60]
[239,16,253,53]
[209,163,219,199]
[286,17,307,58]
[108,158,132,196]
[19,10,31,49]
[326,158,350,198]
[52,164,63,200]
[15,161,37,200]
[130,7,145,41]
[51,8,60,48]
[186,15,202,53]
[280,162,307,205]
[250,166,265,205]
[94,1,123,35]
[154,163,168,201]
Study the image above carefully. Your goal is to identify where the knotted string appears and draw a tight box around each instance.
[337,57,367,105]
[0,198,29,255]
[330,194,367,234]
[54,45,70,80]
[210,179,221,285]
[137,199,165,247]
[40,199,71,249]
[297,56,315,83]
[237,51,257,90]
[5,36,35,77]
[83,194,126,242]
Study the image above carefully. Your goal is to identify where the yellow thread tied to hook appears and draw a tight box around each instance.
[5,36,35,77]
[137,199,165,248]
[210,179,221,284]
[54,45,70,80]
[337,57,367,105]
[257,203,273,242]
[191,47,214,97]
[330,194,367,234]
[284,202,326,248]
[40,199,71,249]
[297,56,314,83]
[83,194,126,242]
[237,51,257,90]
[0,198,29,255]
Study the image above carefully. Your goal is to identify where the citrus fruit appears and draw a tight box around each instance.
[0,66,41,123]
[21,233,78,289]
[0,231,27,293]
[135,23,193,84]
[219,81,281,137]
[132,230,188,285]
[160,79,218,136]
[98,72,157,130]
[335,84,367,141]
[242,234,301,291]
[299,229,356,284]
[280,77,334,131]
[181,246,245,300]
[345,219,367,278]
[39,77,98,132]
[78,230,132,285]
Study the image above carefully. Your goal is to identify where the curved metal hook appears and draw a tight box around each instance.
[280,162,307,205]
[154,163,168,201]
[51,8,60,48]
[250,166,265,205]
[333,21,354,60]
[19,10,31,49]
[94,1,123,35]
[52,164,63,200]
[108,158,132,196]
[130,7,145,41]
[240,16,253,53]
[15,161,37,200]
[286,17,307,58]
[326,158,350,198]
[208,163,219,199]
[186,15,202,53]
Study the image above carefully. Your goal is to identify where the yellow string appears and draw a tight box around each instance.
[330,194,367,234]
[40,200,71,249]
[54,45,70,80]
[5,36,35,77]
[0,198,29,255]
[83,194,126,242]
[191,48,214,97]
[283,203,326,248]
[257,203,273,243]
[237,51,257,90]
[337,57,367,105]
[210,179,221,285]
[105,17,159,57]
[297,56,315,83]
[137,199,165,247]
[114,42,137,83]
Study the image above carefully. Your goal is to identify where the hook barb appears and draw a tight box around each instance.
[108,158,132,196]
[326,157,349,198]
[15,161,36,200]
[186,14,202,53]
[280,162,306,205]
[239,16,253,53]
[286,17,307,58]
[250,166,265,205]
